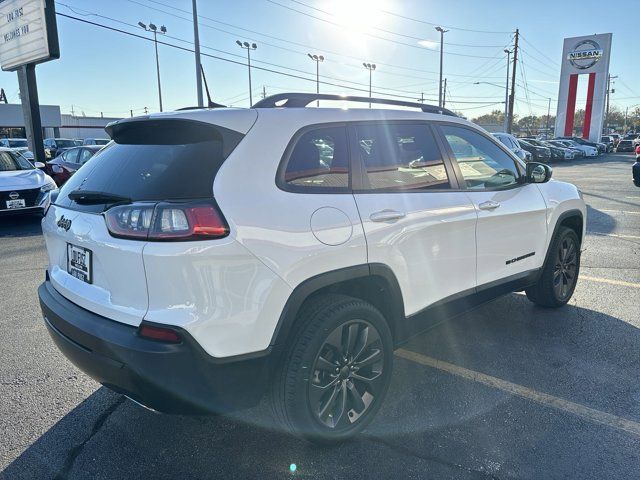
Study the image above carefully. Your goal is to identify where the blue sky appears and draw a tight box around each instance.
[0,0,636,119]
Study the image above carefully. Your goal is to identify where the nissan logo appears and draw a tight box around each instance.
[57,215,72,231]
[567,39,603,70]
[9,191,19,200]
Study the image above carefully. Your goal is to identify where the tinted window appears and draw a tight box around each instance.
[65,149,80,164]
[79,148,94,164]
[355,123,450,191]
[55,140,77,148]
[441,125,520,190]
[56,120,243,212]
[0,151,33,171]
[283,126,349,190]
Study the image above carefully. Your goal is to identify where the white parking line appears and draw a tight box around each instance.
[600,209,640,215]
[588,232,640,240]
[395,349,640,437]
[580,275,640,289]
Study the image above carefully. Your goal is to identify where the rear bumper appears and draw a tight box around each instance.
[38,280,278,414]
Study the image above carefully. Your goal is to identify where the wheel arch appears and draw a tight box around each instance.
[270,263,405,349]
[542,209,584,270]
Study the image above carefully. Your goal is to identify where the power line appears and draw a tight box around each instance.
[378,6,512,34]
[56,12,500,105]
[264,0,501,58]
[519,34,560,67]
[122,0,509,81]
[285,0,509,47]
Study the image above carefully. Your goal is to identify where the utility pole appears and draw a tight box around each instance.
[503,49,511,132]
[624,106,628,132]
[363,63,376,108]
[604,74,617,133]
[507,29,519,134]
[435,26,449,108]
[418,92,424,103]
[442,78,447,107]
[192,0,203,107]
[546,98,551,136]
[262,85,266,99]
[130,109,133,117]
[236,40,257,106]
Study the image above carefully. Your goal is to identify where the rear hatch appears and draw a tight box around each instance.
[42,110,256,326]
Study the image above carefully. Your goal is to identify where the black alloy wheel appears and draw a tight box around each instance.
[309,320,384,430]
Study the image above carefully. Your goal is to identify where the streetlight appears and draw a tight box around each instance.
[503,49,512,133]
[139,21,167,112]
[435,26,449,108]
[236,40,257,106]
[474,79,510,133]
[308,54,324,107]
[363,63,376,108]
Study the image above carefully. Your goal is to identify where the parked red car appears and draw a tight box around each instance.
[45,145,103,186]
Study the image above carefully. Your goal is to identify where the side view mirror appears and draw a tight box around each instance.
[526,162,552,183]
[34,161,45,169]
[52,164,64,174]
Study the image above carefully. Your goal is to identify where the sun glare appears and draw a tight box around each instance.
[324,0,387,32]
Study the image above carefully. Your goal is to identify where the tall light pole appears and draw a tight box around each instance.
[503,49,512,132]
[192,0,203,107]
[308,54,324,107]
[139,22,167,112]
[363,63,376,108]
[435,26,449,108]
[236,40,257,106]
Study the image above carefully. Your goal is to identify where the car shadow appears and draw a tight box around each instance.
[586,204,617,235]
[0,214,43,238]
[3,294,640,479]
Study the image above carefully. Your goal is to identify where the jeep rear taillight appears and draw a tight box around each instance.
[104,201,229,241]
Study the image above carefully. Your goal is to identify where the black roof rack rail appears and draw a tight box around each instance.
[252,93,457,116]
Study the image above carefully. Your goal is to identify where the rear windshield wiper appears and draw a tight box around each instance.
[68,190,132,205]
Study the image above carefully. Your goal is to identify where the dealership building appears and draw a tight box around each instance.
[0,103,119,140]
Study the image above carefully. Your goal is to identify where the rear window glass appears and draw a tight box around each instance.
[282,126,349,190]
[55,120,243,212]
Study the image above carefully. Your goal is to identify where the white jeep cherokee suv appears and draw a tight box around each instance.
[38,94,586,442]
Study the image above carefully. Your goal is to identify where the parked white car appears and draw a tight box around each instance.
[38,94,586,442]
[0,148,56,216]
[556,139,598,157]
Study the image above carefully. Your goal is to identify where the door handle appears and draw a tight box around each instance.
[478,200,501,211]
[370,209,406,222]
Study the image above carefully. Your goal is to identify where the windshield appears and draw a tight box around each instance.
[7,139,28,148]
[0,150,33,171]
[55,140,77,148]
[94,139,110,145]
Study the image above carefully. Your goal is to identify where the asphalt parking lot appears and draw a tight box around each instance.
[1,153,639,480]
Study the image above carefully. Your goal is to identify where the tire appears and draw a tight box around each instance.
[271,294,393,443]
[526,227,580,307]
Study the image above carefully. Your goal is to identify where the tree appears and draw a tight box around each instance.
[472,109,504,125]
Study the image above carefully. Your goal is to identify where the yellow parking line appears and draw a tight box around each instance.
[600,209,640,215]
[580,275,640,289]
[395,349,640,437]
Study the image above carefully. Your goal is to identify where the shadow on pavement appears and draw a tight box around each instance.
[3,294,640,480]
[586,204,616,235]
[0,215,43,238]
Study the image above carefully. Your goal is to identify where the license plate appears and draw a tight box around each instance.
[6,199,25,209]
[67,243,93,284]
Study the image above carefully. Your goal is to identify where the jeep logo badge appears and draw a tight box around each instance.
[9,191,19,200]
[57,216,72,231]
[567,39,603,70]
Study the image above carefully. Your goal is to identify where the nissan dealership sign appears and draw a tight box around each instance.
[0,0,59,71]
[554,33,612,142]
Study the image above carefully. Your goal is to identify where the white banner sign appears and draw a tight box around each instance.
[0,0,58,71]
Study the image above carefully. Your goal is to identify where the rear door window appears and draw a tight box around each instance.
[55,119,244,213]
